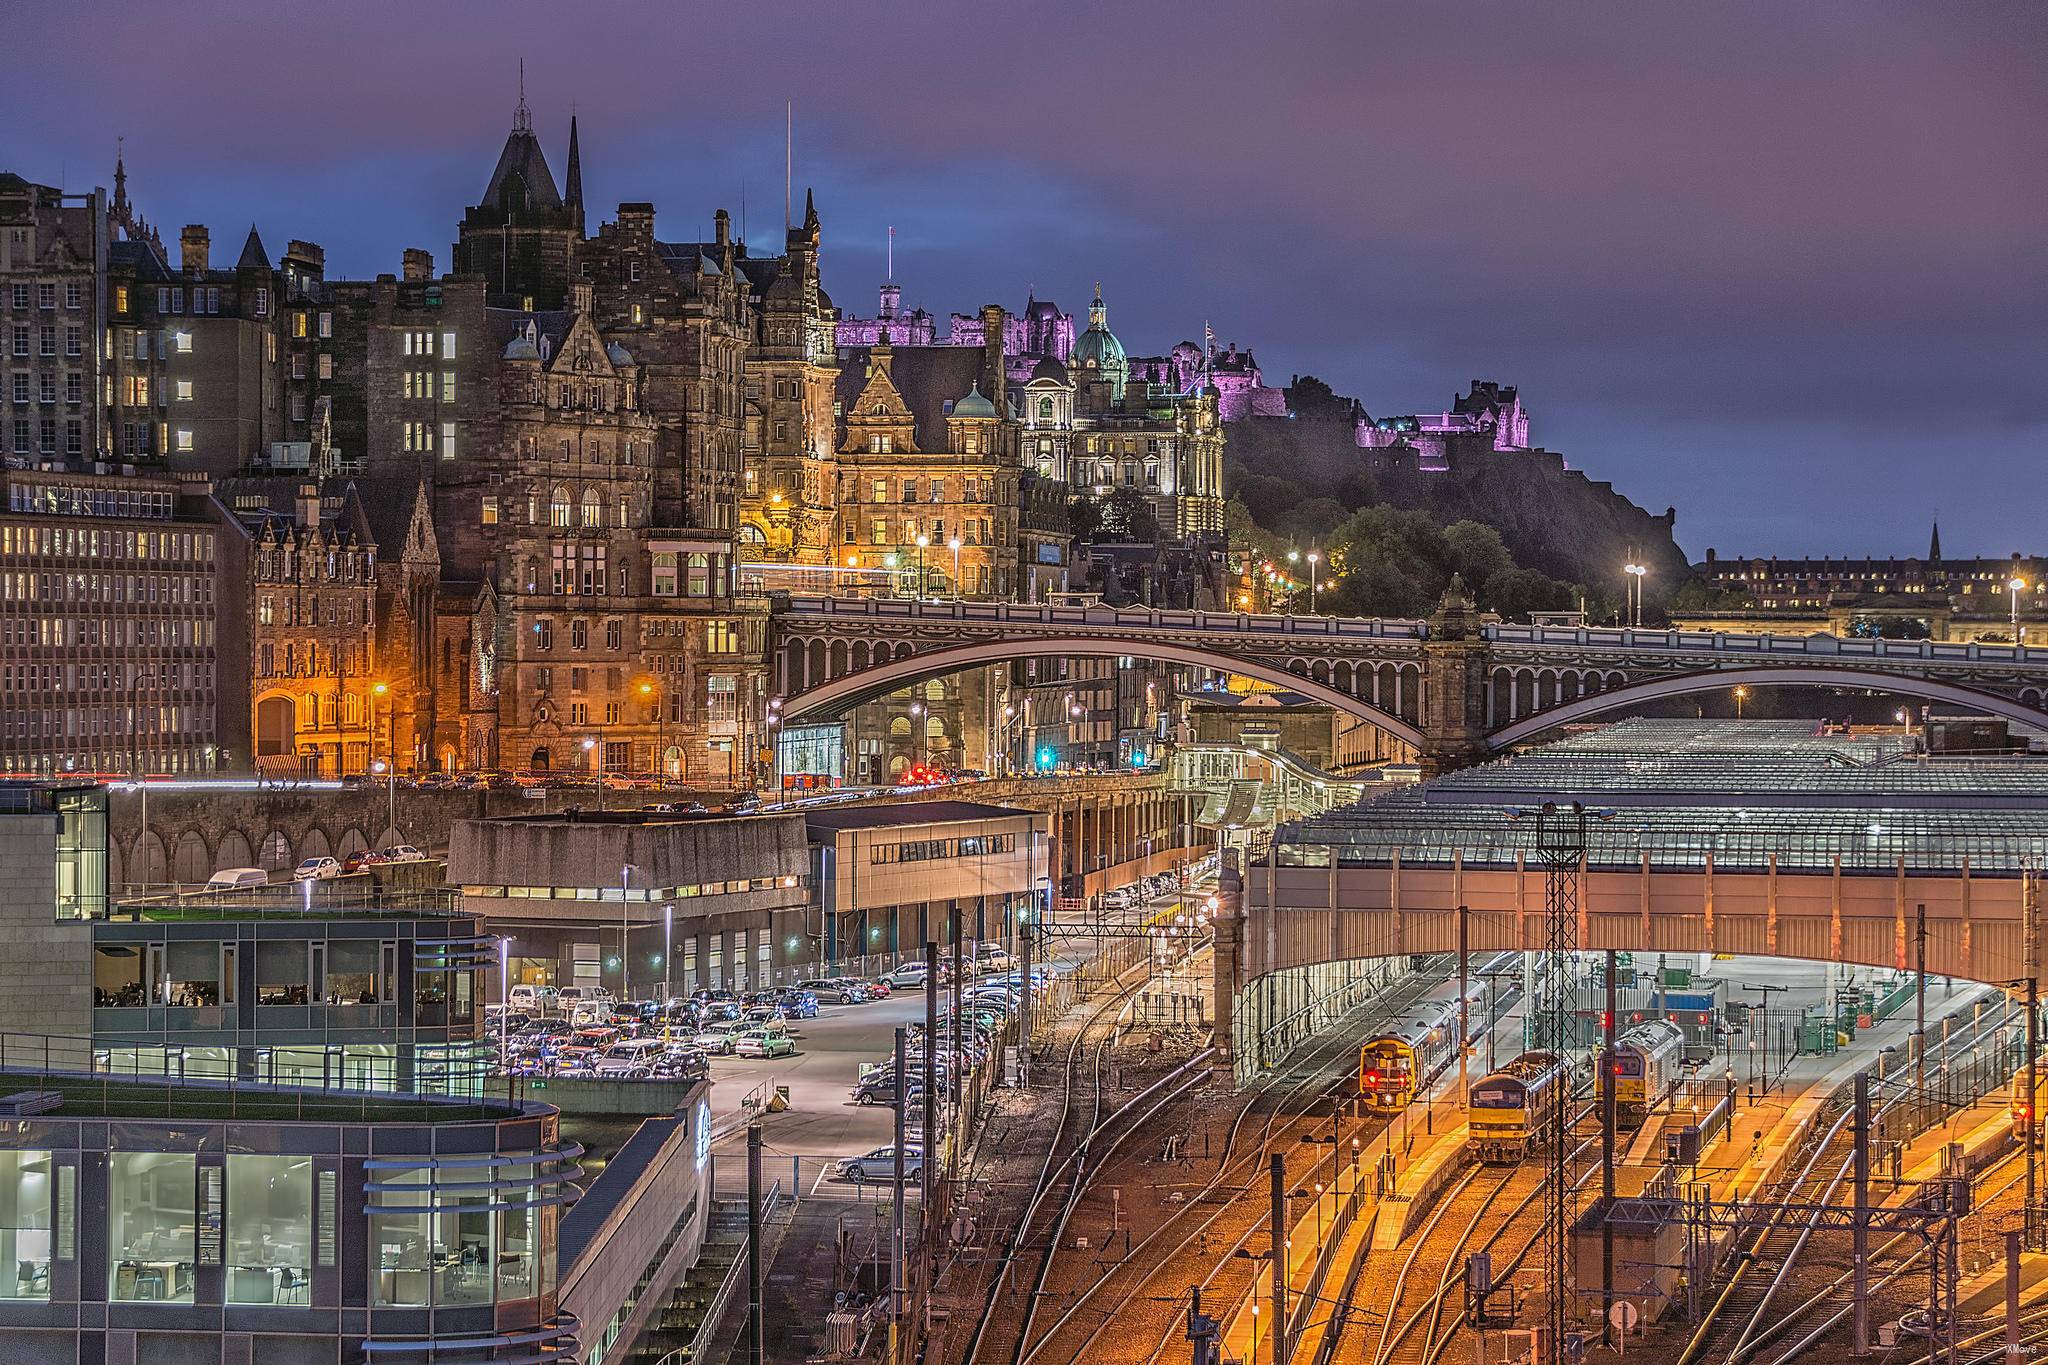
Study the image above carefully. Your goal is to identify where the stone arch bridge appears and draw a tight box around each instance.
[772,592,2048,771]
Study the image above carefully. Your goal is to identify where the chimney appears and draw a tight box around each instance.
[715,209,730,250]
[179,225,210,273]
[401,248,434,282]
[297,482,321,530]
[571,280,593,315]
[979,303,1007,412]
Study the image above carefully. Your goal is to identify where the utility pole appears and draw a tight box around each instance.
[1529,800,1588,1362]
[891,1026,907,1361]
[1601,949,1617,1348]
[1916,901,1928,1090]
[747,1122,765,1365]
[1458,903,1471,1102]
[922,939,939,1253]
[1269,1152,1289,1365]
[2029,867,2041,1248]
[949,905,964,1181]
[1852,1071,1871,1356]
[1020,887,1035,1084]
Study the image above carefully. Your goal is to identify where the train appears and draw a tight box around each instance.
[1357,955,1520,1114]
[1603,1018,1686,1127]
[2012,1065,2048,1147]
[1468,1051,1574,1163]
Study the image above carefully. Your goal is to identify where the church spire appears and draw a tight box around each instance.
[564,112,583,225]
[513,58,532,133]
[110,136,131,235]
[1929,518,1942,563]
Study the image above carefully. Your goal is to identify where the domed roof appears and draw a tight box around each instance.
[1029,356,1070,384]
[605,342,634,366]
[503,336,541,361]
[951,384,998,419]
[1073,322,1124,371]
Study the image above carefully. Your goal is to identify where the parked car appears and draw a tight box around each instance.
[797,978,864,1005]
[205,867,268,890]
[882,961,941,990]
[292,856,341,881]
[865,977,893,998]
[972,947,1017,974]
[594,1039,669,1076]
[555,986,614,1008]
[838,1146,922,1183]
[661,1046,712,1083]
[694,1021,743,1055]
[733,1026,796,1059]
[379,844,427,863]
[770,989,819,1019]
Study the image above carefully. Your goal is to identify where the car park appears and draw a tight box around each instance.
[292,856,341,881]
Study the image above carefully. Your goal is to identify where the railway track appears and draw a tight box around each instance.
[1016,959,1485,1365]
[1676,993,2013,1365]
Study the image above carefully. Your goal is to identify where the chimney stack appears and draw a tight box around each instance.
[715,209,730,250]
[179,225,210,273]
[571,280,593,315]
[979,303,1007,412]
[297,482,321,530]
[401,248,434,282]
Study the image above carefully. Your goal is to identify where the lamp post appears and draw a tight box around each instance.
[2012,575,2029,646]
[1624,562,1648,628]
[639,680,666,782]
[663,902,674,1003]
[1734,685,1749,721]
[842,551,859,596]
[1308,549,1321,614]
[619,863,641,1003]
[947,536,962,597]
[914,533,930,599]
[582,737,604,810]
[371,681,395,835]
[908,701,925,773]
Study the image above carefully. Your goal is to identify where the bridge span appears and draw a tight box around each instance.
[1212,720,2048,1062]
[770,587,2048,771]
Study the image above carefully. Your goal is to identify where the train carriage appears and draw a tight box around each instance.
[1468,1051,1572,1163]
[1604,1019,1685,1126]
[1358,956,1517,1114]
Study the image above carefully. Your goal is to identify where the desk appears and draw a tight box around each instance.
[114,1258,192,1301]
[377,1266,430,1306]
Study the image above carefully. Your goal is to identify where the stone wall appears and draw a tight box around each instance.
[0,815,92,1039]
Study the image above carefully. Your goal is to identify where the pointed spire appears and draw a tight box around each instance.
[564,113,583,217]
[110,136,131,234]
[237,223,269,270]
[513,58,532,133]
[1929,518,1943,563]
[803,187,817,231]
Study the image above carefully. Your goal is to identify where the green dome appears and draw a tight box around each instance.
[951,383,998,419]
[1073,321,1125,371]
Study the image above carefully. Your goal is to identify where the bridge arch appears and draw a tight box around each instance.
[781,637,1429,750]
[1488,664,2048,749]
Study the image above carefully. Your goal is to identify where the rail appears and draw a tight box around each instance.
[688,1177,785,1363]
[775,593,1427,640]
[1485,622,2048,665]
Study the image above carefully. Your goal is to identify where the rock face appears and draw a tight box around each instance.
[1225,405,1691,590]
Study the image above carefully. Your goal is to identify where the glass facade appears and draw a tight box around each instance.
[108,1151,195,1302]
[227,1154,312,1303]
[0,1150,52,1299]
[369,1156,554,1308]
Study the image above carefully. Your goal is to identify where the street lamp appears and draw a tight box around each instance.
[619,863,641,1003]
[914,533,930,598]
[581,737,604,810]
[908,700,925,771]
[1733,685,1749,721]
[1623,562,1648,628]
[2012,576,2029,646]
[371,681,394,815]
[370,760,394,841]
[663,902,674,1003]
[947,536,962,597]
[1308,549,1321,614]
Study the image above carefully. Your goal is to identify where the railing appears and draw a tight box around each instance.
[688,1178,785,1364]
[776,593,1427,640]
[1484,622,2047,665]
[109,883,464,921]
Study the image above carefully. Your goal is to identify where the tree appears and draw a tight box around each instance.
[1443,521,1514,596]
[1102,486,1161,543]
[1279,497,1348,543]
[1066,494,1104,544]
[1483,567,1576,620]
[1226,472,1302,529]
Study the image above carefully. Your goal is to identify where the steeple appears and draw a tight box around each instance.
[236,223,269,270]
[513,58,531,134]
[1929,518,1942,563]
[564,112,583,228]
[110,137,131,235]
[803,187,818,232]
[1089,281,1107,330]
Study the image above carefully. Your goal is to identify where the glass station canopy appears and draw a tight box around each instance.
[1275,719,2048,877]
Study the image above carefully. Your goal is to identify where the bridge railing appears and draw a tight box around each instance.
[777,593,1426,639]
[1483,622,2043,664]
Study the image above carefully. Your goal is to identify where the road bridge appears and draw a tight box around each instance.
[770,586,2048,772]
[1211,720,2048,1062]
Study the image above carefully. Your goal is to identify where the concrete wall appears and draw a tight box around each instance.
[447,812,809,892]
[0,815,92,1039]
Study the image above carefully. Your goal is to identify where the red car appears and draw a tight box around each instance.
[866,978,892,998]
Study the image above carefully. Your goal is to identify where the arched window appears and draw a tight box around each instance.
[549,485,571,527]
[1038,397,1053,421]
[580,488,603,528]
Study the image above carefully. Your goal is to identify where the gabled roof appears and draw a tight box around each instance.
[834,344,988,451]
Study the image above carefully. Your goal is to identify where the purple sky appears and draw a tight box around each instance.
[13,2,2044,560]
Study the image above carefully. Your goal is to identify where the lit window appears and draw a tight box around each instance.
[174,380,193,402]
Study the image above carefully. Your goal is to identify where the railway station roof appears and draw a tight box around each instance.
[1276,719,2048,877]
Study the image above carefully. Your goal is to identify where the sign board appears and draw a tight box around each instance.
[1609,1301,1639,1332]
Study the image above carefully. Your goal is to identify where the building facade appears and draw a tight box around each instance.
[0,174,107,466]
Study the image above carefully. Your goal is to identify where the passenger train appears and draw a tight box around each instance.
[1357,955,1519,1115]
[1468,1051,1574,1163]
[1603,1018,1686,1127]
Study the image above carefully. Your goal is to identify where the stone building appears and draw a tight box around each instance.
[220,479,380,777]
[0,173,107,465]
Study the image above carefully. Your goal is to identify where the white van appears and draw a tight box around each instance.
[508,984,559,1012]
[555,985,614,1008]
[972,945,1017,974]
[205,867,269,889]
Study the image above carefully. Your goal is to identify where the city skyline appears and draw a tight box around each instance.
[12,1,2042,559]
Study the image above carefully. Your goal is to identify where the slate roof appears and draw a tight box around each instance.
[480,128,563,215]
[833,344,988,450]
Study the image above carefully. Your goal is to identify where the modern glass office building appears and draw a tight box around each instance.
[0,1074,581,1364]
